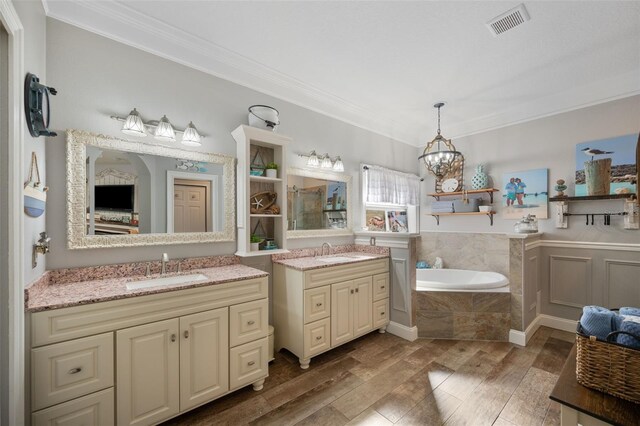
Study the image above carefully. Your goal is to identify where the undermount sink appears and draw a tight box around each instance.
[315,254,376,263]
[126,273,209,291]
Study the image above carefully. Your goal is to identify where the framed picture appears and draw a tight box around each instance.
[386,210,408,232]
[502,168,548,219]
[575,134,637,196]
[365,209,386,231]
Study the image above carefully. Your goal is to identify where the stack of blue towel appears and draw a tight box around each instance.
[580,306,640,349]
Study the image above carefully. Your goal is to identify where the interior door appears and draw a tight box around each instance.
[331,280,354,347]
[180,308,229,411]
[174,183,207,233]
[116,319,180,426]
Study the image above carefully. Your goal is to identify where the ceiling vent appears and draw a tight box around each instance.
[486,4,530,36]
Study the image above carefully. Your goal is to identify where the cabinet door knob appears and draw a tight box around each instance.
[381,286,385,289]
[350,289,354,294]
[316,302,322,307]
[248,361,255,366]
[247,320,255,325]
[355,288,359,293]
[381,312,385,316]
[68,367,82,375]
[184,330,189,339]
[171,334,176,342]
[316,336,322,340]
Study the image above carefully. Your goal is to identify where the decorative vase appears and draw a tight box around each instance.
[251,242,260,251]
[471,165,489,190]
[266,169,277,179]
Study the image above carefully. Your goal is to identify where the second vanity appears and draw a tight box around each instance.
[26,259,269,426]
[272,252,390,369]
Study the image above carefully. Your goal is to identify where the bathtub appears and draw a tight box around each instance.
[416,268,509,292]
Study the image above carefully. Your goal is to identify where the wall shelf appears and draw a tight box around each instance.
[549,193,636,202]
[427,188,500,203]
[250,214,283,218]
[250,175,282,183]
[429,211,496,226]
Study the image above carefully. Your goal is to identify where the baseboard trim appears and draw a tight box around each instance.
[386,321,418,341]
[509,314,577,346]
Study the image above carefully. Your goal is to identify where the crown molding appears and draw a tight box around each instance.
[43,0,418,146]
[43,1,640,147]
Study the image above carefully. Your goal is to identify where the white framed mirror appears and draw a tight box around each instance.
[66,129,235,249]
[286,167,353,239]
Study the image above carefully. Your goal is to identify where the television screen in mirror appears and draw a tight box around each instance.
[67,130,235,249]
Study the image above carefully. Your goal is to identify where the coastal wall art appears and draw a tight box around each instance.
[502,168,548,219]
[575,134,637,196]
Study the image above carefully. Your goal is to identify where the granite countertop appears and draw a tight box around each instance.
[26,264,268,313]
[272,252,389,271]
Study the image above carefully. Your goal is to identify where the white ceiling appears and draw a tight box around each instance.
[43,1,640,146]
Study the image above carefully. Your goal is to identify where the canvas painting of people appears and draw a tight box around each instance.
[502,168,548,219]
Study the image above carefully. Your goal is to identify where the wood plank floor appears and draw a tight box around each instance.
[162,326,574,426]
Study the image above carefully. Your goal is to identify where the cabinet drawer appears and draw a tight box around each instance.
[230,299,268,347]
[304,258,389,289]
[304,318,331,358]
[373,298,389,329]
[229,337,268,391]
[32,333,114,411]
[304,286,330,324]
[373,273,389,301]
[32,388,114,426]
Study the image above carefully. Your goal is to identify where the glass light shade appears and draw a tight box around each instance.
[154,115,176,142]
[333,156,344,172]
[307,150,320,167]
[121,108,146,137]
[321,154,333,169]
[181,121,201,146]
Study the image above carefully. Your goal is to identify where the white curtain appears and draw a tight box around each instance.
[363,165,420,205]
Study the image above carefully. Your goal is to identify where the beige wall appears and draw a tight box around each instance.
[44,18,418,269]
[420,95,640,244]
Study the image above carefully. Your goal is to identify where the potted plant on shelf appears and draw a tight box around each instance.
[265,162,278,178]
[250,234,263,251]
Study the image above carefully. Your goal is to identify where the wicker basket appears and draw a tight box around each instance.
[576,323,640,403]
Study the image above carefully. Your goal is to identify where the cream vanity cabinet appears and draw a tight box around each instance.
[29,276,269,426]
[273,258,389,369]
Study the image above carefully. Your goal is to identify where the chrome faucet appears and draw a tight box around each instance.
[161,253,169,275]
[321,242,332,256]
[32,232,51,268]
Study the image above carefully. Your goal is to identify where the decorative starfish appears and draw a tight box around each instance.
[251,197,264,210]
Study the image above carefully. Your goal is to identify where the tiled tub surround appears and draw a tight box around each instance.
[25,255,267,312]
[416,290,511,340]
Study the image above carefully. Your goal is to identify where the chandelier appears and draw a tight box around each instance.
[418,102,462,178]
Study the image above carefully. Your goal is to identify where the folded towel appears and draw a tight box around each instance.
[580,306,617,340]
[620,307,640,317]
[616,316,640,349]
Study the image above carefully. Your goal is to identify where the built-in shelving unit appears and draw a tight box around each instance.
[427,188,499,226]
[233,125,291,256]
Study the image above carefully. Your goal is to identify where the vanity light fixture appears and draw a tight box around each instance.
[418,102,463,178]
[154,115,176,142]
[320,153,333,169]
[307,150,320,167]
[121,108,147,137]
[110,109,205,145]
[181,121,201,146]
[298,151,344,171]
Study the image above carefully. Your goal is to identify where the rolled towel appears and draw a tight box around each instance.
[613,313,626,331]
[616,316,640,349]
[620,307,640,317]
[580,306,617,340]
